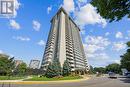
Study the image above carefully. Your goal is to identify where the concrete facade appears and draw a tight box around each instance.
[41,7,89,72]
[29,60,40,69]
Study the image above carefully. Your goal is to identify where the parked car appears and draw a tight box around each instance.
[125,72,130,78]
[108,72,117,79]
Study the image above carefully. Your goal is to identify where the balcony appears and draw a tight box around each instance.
[70,64,75,67]
[69,60,74,63]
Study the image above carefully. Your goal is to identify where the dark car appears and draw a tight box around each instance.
[125,72,130,78]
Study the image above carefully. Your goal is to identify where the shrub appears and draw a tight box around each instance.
[45,58,62,78]
[62,60,71,76]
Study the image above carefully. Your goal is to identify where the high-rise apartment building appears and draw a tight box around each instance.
[41,7,89,73]
[29,59,40,69]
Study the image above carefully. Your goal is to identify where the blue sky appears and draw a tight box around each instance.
[0,0,130,67]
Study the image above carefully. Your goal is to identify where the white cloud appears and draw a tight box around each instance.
[84,44,103,54]
[106,59,120,64]
[87,52,111,67]
[85,36,110,49]
[127,30,130,37]
[105,32,110,36]
[113,59,120,64]
[75,4,107,28]
[125,37,129,40]
[115,31,123,39]
[32,20,41,31]
[78,0,87,3]
[63,0,75,13]
[113,42,126,51]
[47,6,52,14]
[13,36,30,41]
[88,53,109,61]
[37,40,45,46]
[9,20,20,30]
[83,35,110,64]
[61,1,107,28]
[14,0,21,17]
[0,50,3,54]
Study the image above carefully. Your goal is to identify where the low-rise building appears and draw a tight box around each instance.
[14,60,23,67]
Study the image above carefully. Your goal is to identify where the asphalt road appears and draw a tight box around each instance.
[1,76,130,87]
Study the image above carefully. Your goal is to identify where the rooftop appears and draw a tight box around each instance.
[51,7,80,31]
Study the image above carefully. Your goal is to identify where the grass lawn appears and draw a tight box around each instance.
[25,76,83,81]
[0,76,25,80]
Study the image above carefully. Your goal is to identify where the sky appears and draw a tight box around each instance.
[0,0,130,67]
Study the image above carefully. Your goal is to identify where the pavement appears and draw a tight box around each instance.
[0,76,130,87]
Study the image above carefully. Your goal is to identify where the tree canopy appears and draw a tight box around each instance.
[45,58,62,78]
[120,41,130,71]
[0,54,15,75]
[127,41,130,47]
[105,63,121,73]
[62,60,71,76]
[14,63,27,76]
[94,67,106,73]
[91,0,130,22]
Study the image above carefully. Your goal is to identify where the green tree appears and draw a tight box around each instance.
[127,41,130,47]
[15,63,27,76]
[120,41,130,71]
[91,0,130,22]
[94,67,106,74]
[0,54,15,75]
[45,58,62,78]
[62,60,71,76]
[105,63,121,73]
[7,57,15,76]
[88,65,95,74]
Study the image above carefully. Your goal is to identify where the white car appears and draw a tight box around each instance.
[108,72,117,79]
